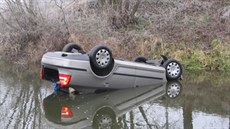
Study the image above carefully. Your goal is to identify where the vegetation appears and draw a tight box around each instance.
[0,0,230,71]
[151,39,230,71]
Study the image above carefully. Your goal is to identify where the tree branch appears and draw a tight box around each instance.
[130,0,141,21]
[0,12,17,30]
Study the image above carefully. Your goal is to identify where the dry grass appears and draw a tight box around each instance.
[0,0,230,68]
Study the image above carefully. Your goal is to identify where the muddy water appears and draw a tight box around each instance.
[0,63,229,129]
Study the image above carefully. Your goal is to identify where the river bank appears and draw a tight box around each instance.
[0,37,229,72]
[151,39,230,71]
[0,0,230,71]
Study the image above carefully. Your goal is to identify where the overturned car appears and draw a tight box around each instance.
[40,43,182,90]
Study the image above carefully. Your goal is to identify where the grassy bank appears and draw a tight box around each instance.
[61,33,230,72]
[1,33,230,72]
[0,24,230,71]
[150,40,230,71]
[0,0,230,71]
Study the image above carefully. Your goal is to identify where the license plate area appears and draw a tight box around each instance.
[44,67,59,82]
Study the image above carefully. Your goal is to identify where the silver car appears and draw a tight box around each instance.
[40,43,182,90]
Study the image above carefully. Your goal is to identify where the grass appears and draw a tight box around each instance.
[1,0,230,71]
[149,39,230,72]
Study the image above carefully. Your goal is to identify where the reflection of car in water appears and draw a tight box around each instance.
[43,81,182,129]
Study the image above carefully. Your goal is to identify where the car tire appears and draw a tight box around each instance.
[62,43,85,54]
[93,107,117,129]
[89,45,113,69]
[163,59,182,81]
[134,56,147,63]
[166,81,182,99]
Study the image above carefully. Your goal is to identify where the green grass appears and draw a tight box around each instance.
[150,40,230,71]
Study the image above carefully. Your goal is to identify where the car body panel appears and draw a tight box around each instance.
[41,52,167,89]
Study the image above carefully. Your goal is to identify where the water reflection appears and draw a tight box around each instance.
[0,63,54,129]
[43,81,181,129]
[0,62,229,129]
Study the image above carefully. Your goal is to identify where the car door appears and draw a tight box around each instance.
[135,66,165,87]
[108,66,136,89]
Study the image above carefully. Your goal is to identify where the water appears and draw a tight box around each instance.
[0,63,229,129]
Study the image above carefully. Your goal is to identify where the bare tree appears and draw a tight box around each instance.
[98,0,141,28]
[0,0,72,63]
[0,0,41,30]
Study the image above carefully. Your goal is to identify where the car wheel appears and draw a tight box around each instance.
[89,45,113,69]
[93,108,117,129]
[134,56,147,63]
[62,43,85,54]
[166,81,182,99]
[163,59,182,81]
